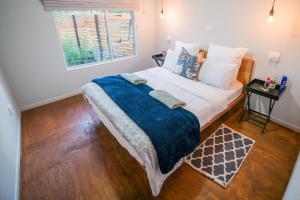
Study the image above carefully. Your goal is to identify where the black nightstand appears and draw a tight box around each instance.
[239,79,286,132]
[152,53,165,67]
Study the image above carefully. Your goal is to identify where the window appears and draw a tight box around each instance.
[53,10,136,69]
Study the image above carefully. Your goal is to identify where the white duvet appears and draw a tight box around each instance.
[135,67,242,127]
[82,67,243,196]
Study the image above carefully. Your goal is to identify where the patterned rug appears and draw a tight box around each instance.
[185,124,255,188]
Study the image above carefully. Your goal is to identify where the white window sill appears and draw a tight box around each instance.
[65,55,137,72]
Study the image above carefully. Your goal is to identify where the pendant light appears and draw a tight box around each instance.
[160,0,164,19]
[268,0,276,23]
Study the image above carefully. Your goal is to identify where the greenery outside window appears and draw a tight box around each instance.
[53,10,136,69]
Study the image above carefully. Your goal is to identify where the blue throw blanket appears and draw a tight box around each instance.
[92,76,200,174]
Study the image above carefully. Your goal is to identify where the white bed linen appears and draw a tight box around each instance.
[135,67,243,126]
[226,80,243,103]
[81,67,243,196]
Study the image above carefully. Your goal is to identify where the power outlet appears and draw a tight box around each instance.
[166,35,172,42]
[267,51,281,64]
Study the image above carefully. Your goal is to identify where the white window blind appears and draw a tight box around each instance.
[42,0,140,11]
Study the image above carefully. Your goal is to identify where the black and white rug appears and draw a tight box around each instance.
[185,124,255,188]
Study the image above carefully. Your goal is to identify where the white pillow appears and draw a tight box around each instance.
[198,60,238,89]
[207,43,248,81]
[175,40,200,56]
[162,49,180,71]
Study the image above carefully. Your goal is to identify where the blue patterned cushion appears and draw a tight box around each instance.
[177,47,200,81]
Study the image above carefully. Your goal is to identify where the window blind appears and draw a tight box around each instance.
[41,0,140,11]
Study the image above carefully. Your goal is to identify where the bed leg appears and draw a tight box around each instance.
[82,92,90,104]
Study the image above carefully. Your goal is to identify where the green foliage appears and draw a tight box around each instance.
[62,34,96,67]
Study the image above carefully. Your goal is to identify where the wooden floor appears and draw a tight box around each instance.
[21,95,300,200]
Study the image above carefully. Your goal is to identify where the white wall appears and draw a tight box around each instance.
[155,0,300,132]
[0,66,20,200]
[0,0,157,110]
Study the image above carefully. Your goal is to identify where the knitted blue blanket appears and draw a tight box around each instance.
[92,76,200,174]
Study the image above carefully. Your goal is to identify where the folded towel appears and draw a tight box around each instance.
[149,90,186,109]
[120,73,147,85]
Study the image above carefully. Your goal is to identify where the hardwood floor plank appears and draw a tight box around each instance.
[21,95,300,200]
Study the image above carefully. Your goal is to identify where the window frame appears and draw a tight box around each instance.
[52,10,137,71]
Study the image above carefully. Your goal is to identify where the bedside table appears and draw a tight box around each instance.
[152,53,165,67]
[239,79,286,132]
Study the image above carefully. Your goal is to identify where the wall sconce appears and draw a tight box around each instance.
[268,0,276,23]
[160,0,164,19]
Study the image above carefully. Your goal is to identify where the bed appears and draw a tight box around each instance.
[81,51,254,196]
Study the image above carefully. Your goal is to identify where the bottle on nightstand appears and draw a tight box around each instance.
[279,76,288,91]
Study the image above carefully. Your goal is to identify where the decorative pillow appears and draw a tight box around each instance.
[207,43,248,83]
[162,49,180,71]
[176,47,201,81]
[175,40,200,56]
[197,50,206,66]
[198,60,238,89]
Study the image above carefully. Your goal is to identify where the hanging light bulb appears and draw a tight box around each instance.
[160,0,164,19]
[160,8,164,19]
[268,0,276,23]
[268,13,273,22]
[268,7,274,22]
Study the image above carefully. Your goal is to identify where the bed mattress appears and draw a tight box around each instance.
[134,67,243,127]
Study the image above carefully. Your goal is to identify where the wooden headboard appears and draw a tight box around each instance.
[201,50,254,86]
[237,57,255,86]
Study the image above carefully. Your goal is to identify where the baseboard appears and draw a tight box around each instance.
[20,90,81,111]
[15,112,21,200]
[271,116,300,133]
